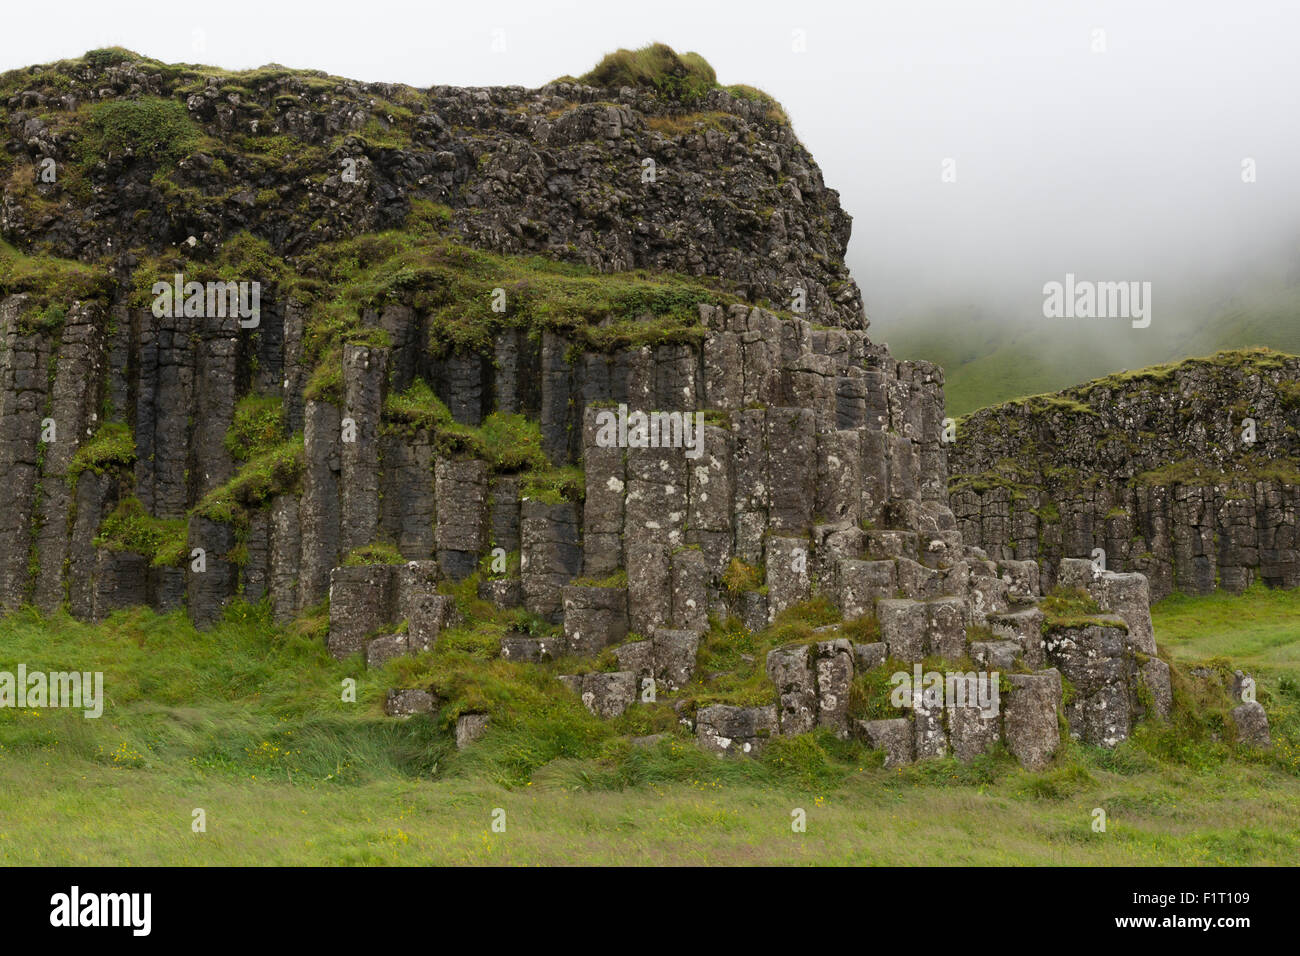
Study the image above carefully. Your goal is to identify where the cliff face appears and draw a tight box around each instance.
[950,350,1300,599]
[0,49,1195,766]
[1,51,862,327]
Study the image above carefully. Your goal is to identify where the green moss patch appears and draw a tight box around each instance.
[68,422,136,484]
[94,496,188,567]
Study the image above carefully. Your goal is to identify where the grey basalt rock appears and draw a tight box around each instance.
[520,499,581,623]
[987,606,1046,668]
[652,628,700,691]
[0,69,1214,775]
[1003,670,1063,770]
[1230,701,1271,748]
[385,688,436,717]
[836,558,896,620]
[949,352,1300,600]
[434,457,488,580]
[948,680,1001,765]
[456,713,491,749]
[562,585,629,657]
[340,345,389,555]
[855,718,915,768]
[575,671,637,719]
[299,399,342,611]
[696,704,778,756]
[499,633,561,663]
[765,536,811,621]
[670,548,711,632]
[767,644,815,736]
[327,564,394,660]
[1045,623,1133,747]
[478,577,523,609]
[814,639,854,738]
[853,642,888,672]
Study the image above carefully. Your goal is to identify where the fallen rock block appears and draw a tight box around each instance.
[499,633,561,662]
[456,713,490,749]
[1231,701,1271,748]
[406,592,451,652]
[855,718,915,768]
[366,633,409,669]
[969,640,1019,672]
[477,577,523,609]
[652,628,701,691]
[385,688,435,717]
[570,671,637,718]
[696,704,778,755]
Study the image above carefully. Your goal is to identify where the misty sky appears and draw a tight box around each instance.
[4,0,1299,332]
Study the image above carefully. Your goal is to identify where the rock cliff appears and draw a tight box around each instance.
[0,47,1261,767]
[950,349,1300,599]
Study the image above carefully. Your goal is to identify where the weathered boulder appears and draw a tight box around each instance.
[328,565,393,659]
[562,585,629,657]
[573,671,637,718]
[1044,623,1133,747]
[1230,701,1271,748]
[455,713,491,749]
[855,718,915,768]
[385,688,436,717]
[1003,670,1063,770]
[652,628,700,691]
[696,704,778,755]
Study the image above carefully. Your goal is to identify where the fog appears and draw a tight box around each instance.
[5,0,1299,350]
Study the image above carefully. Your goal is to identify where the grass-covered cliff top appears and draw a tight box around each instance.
[958,347,1300,423]
[1,43,784,116]
[949,347,1300,499]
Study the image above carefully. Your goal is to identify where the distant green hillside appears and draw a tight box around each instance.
[877,278,1300,417]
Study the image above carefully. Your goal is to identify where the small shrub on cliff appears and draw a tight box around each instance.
[383,380,548,472]
[192,434,304,523]
[78,97,200,166]
[68,422,136,484]
[343,542,405,566]
[95,497,188,567]
[577,43,717,101]
[225,393,285,461]
[1039,586,1115,629]
[520,466,584,504]
[0,241,113,307]
[720,558,763,593]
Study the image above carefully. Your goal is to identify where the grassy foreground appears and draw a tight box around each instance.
[1,587,1298,865]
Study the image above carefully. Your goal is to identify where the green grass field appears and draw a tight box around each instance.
[1,587,1298,865]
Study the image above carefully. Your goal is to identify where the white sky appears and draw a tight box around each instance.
[3,0,1298,326]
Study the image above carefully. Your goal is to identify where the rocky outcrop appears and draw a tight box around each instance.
[0,50,1250,771]
[950,350,1300,599]
[1,52,862,329]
